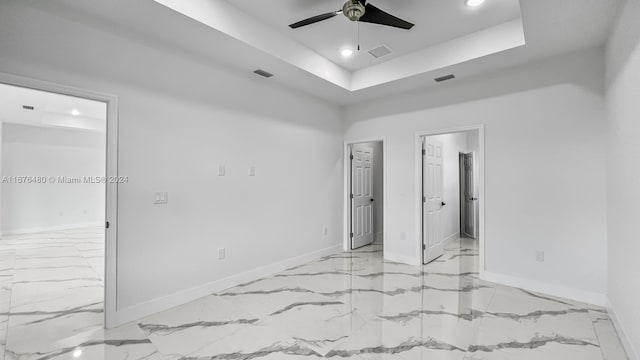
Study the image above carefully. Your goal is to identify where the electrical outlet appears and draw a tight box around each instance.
[536,251,545,262]
[154,192,168,204]
[218,248,226,260]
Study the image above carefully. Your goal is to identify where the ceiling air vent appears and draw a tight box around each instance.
[22,105,34,110]
[368,45,392,59]
[434,74,456,83]
[253,69,274,78]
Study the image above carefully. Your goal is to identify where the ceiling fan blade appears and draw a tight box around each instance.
[289,11,340,29]
[359,3,414,30]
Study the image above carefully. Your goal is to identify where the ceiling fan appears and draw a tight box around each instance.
[289,0,414,30]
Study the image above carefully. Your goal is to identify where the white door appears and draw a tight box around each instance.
[351,144,374,249]
[463,153,477,238]
[423,139,445,264]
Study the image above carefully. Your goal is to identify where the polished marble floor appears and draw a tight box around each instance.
[0,232,628,360]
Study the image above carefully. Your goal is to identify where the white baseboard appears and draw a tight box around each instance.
[1,222,103,237]
[606,298,639,360]
[385,252,420,266]
[111,243,342,327]
[481,271,607,307]
[444,232,460,246]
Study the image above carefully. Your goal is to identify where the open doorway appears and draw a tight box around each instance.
[0,74,118,348]
[345,140,384,251]
[419,128,483,266]
[459,152,479,239]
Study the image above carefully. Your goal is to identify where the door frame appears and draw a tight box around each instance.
[459,152,466,237]
[414,125,485,274]
[343,137,387,253]
[0,71,119,328]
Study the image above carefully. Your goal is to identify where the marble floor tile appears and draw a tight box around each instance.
[466,284,605,360]
[6,323,175,360]
[180,322,325,359]
[589,310,629,360]
[137,295,261,356]
[0,232,629,360]
[0,227,120,360]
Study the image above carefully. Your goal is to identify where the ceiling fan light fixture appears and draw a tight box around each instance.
[289,0,413,30]
[342,0,365,21]
[465,0,485,7]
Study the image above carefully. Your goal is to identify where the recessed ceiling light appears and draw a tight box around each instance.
[340,48,354,58]
[466,0,485,7]
[72,348,82,358]
[71,109,80,116]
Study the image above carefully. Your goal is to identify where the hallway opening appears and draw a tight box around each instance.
[419,128,482,266]
[0,75,119,359]
[344,139,385,253]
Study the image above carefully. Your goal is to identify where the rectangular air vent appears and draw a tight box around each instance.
[253,69,274,78]
[368,45,392,59]
[22,105,34,110]
[434,74,456,82]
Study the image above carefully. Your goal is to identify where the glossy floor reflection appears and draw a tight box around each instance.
[0,234,628,359]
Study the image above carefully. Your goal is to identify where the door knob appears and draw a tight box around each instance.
[371,199,375,202]
[441,202,446,206]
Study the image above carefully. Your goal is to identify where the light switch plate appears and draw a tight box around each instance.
[154,192,168,205]
[249,166,256,176]
[218,165,226,176]
[218,248,226,260]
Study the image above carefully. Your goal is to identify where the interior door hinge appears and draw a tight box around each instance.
[350,232,354,238]
[350,193,354,199]
[422,149,426,156]
[350,154,354,160]
[423,244,426,250]
[423,196,426,203]
[105,221,110,229]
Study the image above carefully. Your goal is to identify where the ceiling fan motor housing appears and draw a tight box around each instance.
[342,0,365,21]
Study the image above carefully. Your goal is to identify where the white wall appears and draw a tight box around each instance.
[0,1,343,318]
[1,124,105,234]
[344,48,608,300]
[425,132,468,241]
[605,0,640,357]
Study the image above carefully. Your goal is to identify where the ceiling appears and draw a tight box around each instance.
[0,83,106,133]
[225,0,523,71]
[153,0,526,91]
[11,0,622,105]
